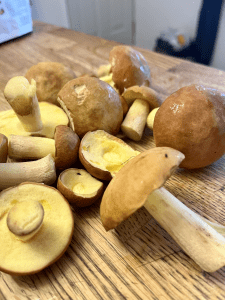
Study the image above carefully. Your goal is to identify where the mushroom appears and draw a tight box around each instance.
[1,76,69,138]
[57,168,104,207]
[0,133,8,163]
[0,154,56,190]
[57,76,123,138]
[100,147,225,272]
[146,107,159,130]
[79,130,140,181]
[120,86,160,141]
[8,125,80,170]
[153,84,225,169]
[25,61,76,106]
[0,182,74,275]
[4,76,43,132]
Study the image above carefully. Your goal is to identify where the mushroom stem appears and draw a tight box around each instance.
[0,154,56,190]
[144,187,225,272]
[8,135,55,160]
[3,76,43,132]
[146,107,159,130]
[121,99,150,141]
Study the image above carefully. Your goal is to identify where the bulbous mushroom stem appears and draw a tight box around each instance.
[144,187,225,273]
[7,200,44,241]
[4,76,43,132]
[0,154,56,190]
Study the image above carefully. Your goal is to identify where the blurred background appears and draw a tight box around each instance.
[31,0,225,71]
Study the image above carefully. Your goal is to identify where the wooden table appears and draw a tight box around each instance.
[0,21,225,300]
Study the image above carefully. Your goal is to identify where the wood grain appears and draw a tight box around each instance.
[0,21,225,300]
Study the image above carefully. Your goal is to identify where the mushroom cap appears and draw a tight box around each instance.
[57,76,123,138]
[153,84,225,169]
[57,168,104,207]
[122,85,160,109]
[109,46,151,93]
[25,62,76,105]
[100,147,184,231]
[79,130,140,181]
[0,133,8,163]
[0,182,74,276]
[54,125,80,170]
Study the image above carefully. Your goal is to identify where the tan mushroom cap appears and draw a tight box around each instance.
[0,182,74,276]
[25,62,76,105]
[100,147,185,231]
[109,45,151,94]
[54,125,80,170]
[122,85,160,109]
[57,168,104,207]
[57,76,123,138]
[153,84,225,169]
[0,134,8,163]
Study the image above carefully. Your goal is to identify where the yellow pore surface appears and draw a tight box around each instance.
[0,183,73,274]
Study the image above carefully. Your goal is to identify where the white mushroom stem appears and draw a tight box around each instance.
[0,154,56,190]
[3,76,43,132]
[8,135,55,160]
[121,99,150,141]
[146,107,159,130]
[144,187,225,272]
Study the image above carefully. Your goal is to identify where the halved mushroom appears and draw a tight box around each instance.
[1,76,69,138]
[8,125,80,170]
[100,147,225,272]
[0,182,74,275]
[121,86,160,141]
[0,134,8,163]
[57,168,104,207]
[79,130,140,181]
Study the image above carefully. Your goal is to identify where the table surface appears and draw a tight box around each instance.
[0,21,225,300]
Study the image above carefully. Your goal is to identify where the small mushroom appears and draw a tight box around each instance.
[8,125,80,170]
[100,147,225,272]
[0,182,74,275]
[25,61,76,106]
[153,84,225,168]
[57,168,104,207]
[0,133,8,163]
[1,76,69,138]
[79,130,140,181]
[146,107,159,130]
[0,154,56,190]
[57,76,123,138]
[121,86,160,141]
[4,76,43,132]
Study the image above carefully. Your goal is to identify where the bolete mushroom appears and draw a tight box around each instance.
[25,62,76,106]
[79,130,140,181]
[153,84,225,169]
[0,154,56,190]
[100,147,225,272]
[57,168,104,207]
[57,76,123,138]
[0,182,74,275]
[1,76,69,138]
[121,86,160,141]
[0,133,8,163]
[8,125,80,170]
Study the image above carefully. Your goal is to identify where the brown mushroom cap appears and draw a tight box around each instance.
[54,125,80,170]
[100,147,185,231]
[25,62,76,105]
[0,133,8,163]
[0,182,74,276]
[122,85,160,109]
[153,84,225,169]
[57,77,123,138]
[57,168,104,207]
[109,46,151,94]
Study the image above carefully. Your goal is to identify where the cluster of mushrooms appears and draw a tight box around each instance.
[0,45,225,276]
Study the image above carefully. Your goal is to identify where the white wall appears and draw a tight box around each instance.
[135,0,201,51]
